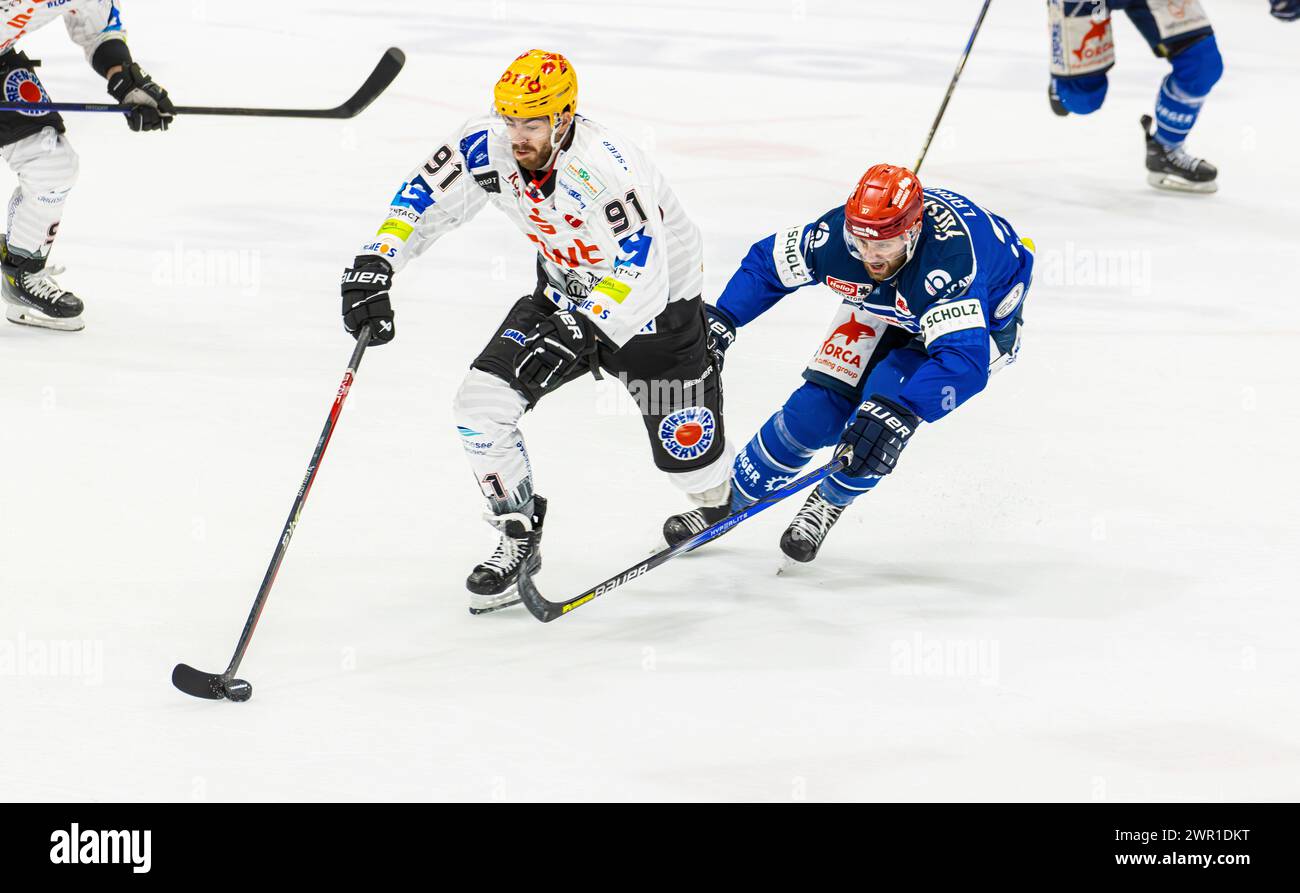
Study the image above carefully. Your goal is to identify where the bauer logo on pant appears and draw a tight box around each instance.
[658,407,716,462]
[4,69,50,117]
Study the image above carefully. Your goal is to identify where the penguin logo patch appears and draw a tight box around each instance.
[658,407,716,462]
[4,70,50,118]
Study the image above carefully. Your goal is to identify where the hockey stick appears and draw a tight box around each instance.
[518,455,850,622]
[172,325,374,702]
[913,0,993,174]
[0,48,405,119]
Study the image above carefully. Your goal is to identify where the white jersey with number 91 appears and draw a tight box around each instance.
[360,113,704,348]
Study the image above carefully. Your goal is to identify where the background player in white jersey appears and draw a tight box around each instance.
[1,0,174,331]
[340,50,733,614]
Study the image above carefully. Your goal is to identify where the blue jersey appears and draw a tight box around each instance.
[716,187,1032,422]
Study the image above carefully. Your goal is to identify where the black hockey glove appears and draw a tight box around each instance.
[839,395,921,478]
[704,304,737,371]
[107,63,176,132]
[341,256,395,344]
[514,309,597,392]
[1272,0,1299,21]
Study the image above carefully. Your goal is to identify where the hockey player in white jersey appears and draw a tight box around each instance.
[1,0,173,332]
[340,50,733,614]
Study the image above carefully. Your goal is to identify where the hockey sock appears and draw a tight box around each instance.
[731,410,815,510]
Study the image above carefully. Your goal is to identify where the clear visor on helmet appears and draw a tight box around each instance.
[849,231,911,266]
[490,110,552,140]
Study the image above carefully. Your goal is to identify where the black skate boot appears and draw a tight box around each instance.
[1,237,85,332]
[1048,81,1070,117]
[662,483,731,548]
[466,495,546,615]
[1141,114,1218,194]
[779,487,846,564]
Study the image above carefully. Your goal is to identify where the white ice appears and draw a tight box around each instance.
[2,0,1298,802]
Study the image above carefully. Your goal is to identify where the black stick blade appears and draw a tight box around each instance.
[517,560,566,623]
[171,663,228,700]
[339,47,406,118]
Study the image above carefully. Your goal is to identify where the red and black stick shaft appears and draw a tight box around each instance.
[172,325,372,701]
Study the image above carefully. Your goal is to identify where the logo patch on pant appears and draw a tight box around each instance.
[4,70,50,118]
[658,407,716,461]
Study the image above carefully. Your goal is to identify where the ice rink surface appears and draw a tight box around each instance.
[2,1,1298,801]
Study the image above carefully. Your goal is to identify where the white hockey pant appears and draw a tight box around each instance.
[2,126,78,259]
[452,368,734,516]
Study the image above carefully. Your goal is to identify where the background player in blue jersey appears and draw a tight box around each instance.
[1046,1,1221,192]
[663,164,1034,563]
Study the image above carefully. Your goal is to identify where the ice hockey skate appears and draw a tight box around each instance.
[466,496,546,615]
[1,238,85,332]
[1141,114,1218,194]
[779,488,846,565]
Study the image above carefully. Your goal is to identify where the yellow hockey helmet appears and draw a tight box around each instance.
[493,50,578,122]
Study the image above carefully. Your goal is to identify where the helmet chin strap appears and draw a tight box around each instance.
[545,113,574,160]
[529,113,573,176]
[904,225,922,264]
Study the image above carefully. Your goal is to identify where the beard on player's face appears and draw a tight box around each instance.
[502,115,551,168]
[505,114,566,171]
[854,234,909,282]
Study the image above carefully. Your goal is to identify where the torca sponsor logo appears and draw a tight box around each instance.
[820,313,876,368]
[1073,12,1113,64]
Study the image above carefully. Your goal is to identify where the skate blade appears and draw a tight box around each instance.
[1146,172,1218,194]
[467,579,525,615]
[470,597,520,618]
[776,554,813,576]
[5,303,85,332]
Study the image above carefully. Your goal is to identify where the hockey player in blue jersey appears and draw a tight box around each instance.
[1046,1,1222,192]
[662,164,1033,563]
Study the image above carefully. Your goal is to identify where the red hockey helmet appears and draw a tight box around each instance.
[845,163,923,241]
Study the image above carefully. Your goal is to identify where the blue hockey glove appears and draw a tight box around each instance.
[840,395,921,478]
[705,304,737,370]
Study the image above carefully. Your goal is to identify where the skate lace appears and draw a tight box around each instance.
[789,495,842,543]
[23,265,69,302]
[676,509,712,536]
[480,511,532,574]
[1164,146,1202,173]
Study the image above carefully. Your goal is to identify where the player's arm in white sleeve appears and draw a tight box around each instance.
[342,121,493,344]
[69,1,176,132]
[65,0,130,74]
[357,124,492,274]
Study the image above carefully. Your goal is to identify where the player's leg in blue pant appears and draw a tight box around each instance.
[774,344,927,564]
[1151,35,1223,149]
[730,381,856,511]
[1124,3,1222,189]
[819,344,929,507]
[1052,71,1109,116]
